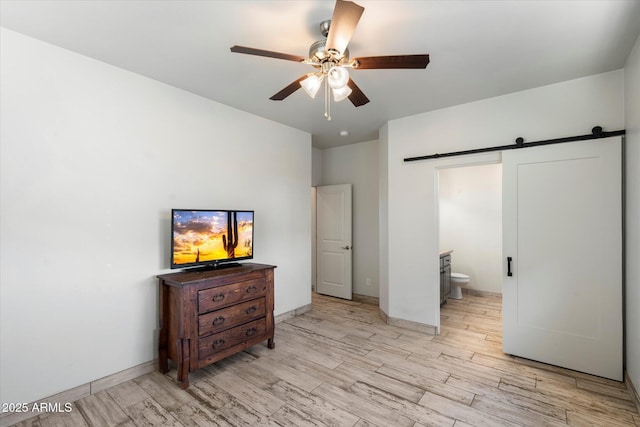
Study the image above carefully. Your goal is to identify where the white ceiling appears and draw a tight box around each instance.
[2,0,639,149]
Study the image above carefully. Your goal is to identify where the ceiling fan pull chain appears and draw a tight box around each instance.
[324,79,332,121]
[324,79,328,120]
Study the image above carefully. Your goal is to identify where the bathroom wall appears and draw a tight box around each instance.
[439,163,502,294]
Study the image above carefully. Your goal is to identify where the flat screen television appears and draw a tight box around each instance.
[171,209,254,270]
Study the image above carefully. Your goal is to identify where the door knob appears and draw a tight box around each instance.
[341,245,351,250]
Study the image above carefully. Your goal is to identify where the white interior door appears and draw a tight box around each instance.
[316,184,352,300]
[502,137,622,380]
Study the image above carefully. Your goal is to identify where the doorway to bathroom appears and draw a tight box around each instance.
[437,162,503,301]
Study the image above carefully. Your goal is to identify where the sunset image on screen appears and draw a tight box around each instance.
[172,211,253,265]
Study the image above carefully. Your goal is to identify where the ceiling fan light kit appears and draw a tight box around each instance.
[300,73,323,99]
[327,65,349,89]
[230,0,430,121]
[332,84,353,102]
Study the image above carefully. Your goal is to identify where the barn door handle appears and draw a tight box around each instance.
[507,257,513,277]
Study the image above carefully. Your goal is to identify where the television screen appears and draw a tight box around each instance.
[171,209,254,269]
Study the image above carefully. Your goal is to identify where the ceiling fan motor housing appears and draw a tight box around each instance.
[309,40,350,62]
[309,19,350,65]
[320,19,331,37]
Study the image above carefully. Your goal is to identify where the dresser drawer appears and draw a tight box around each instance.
[198,318,267,359]
[198,278,266,313]
[198,297,266,337]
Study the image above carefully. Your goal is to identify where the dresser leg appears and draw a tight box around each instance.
[267,337,275,349]
[176,339,190,389]
[158,282,170,374]
[158,328,169,374]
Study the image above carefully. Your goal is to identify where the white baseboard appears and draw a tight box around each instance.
[462,288,502,297]
[0,360,157,427]
[378,307,437,335]
[1,303,314,427]
[352,293,379,305]
[274,303,312,323]
[626,370,640,416]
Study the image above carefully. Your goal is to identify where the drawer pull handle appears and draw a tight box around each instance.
[213,339,225,348]
[212,316,225,326]
[245,327,257,337]
[246,285,258,293]
[246,306,257,315]
[212,293,225,302]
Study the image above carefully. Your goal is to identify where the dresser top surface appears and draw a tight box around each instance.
[158,262,276,286]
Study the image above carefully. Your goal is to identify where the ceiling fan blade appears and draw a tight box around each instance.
[230,45,306,63]
[325,0,365,55]
[347,78,369,107]
[354,54,430,69]
[270,75,307,101]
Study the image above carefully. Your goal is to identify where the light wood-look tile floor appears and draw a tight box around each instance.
[13,293,640,426]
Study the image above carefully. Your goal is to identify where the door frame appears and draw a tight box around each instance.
[312,187,317,292]
[315,184,353,300]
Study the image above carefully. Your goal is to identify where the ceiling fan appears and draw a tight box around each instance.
[230,0,430,120]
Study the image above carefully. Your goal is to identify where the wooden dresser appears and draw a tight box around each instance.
[157,263,276,388]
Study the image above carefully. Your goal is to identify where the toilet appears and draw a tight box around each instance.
[450,273,470,299]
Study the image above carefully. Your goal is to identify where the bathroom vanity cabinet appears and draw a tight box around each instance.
[440,251,452,305]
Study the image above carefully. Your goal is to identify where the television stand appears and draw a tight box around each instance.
[157,263,276,388]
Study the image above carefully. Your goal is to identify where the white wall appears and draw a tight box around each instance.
[311,148,323,292]
[386,70,625,329]
[0,29,312,405]
[379,125,389,314]
[320,141,380,298]
[439,163,502,294]
[312,147,323,187]
[624,32,640,398]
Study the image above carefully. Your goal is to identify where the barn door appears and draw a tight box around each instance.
[502,137,622,381]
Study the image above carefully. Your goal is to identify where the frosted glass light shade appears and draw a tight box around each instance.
[332,85,352,102]
[327,66,349,90]
[300,74,323,98]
